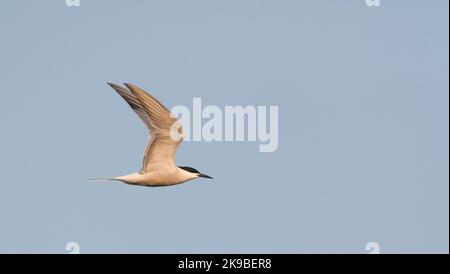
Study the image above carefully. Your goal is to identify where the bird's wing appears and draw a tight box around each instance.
[107,83,153,130]
[107,83,183,173]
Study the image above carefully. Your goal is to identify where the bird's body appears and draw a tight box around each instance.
[90,83,212,187]
[115,168,198,187]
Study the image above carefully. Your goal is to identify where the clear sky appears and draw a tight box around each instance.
[0,0,448,253]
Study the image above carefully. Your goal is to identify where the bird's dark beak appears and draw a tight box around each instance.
[198,173,213,179]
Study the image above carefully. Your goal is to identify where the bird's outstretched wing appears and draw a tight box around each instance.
[107,83,184,172]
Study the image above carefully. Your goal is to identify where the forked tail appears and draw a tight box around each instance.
[84,178,123,182]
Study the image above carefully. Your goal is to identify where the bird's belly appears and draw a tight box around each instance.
[132,171,185,187]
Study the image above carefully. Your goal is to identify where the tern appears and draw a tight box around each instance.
[89,83,213,187]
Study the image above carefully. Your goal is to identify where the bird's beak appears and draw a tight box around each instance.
[198,173,213,179]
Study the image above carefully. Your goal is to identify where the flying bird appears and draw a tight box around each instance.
[89,83,212,187]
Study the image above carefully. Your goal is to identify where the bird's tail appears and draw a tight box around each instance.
[84,178,122,182]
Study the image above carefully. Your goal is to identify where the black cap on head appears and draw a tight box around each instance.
[179,166,213,179]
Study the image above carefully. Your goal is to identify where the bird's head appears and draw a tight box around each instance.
[178,166,213,180]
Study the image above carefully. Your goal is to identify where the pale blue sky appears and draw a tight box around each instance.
[0,0,448,253]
